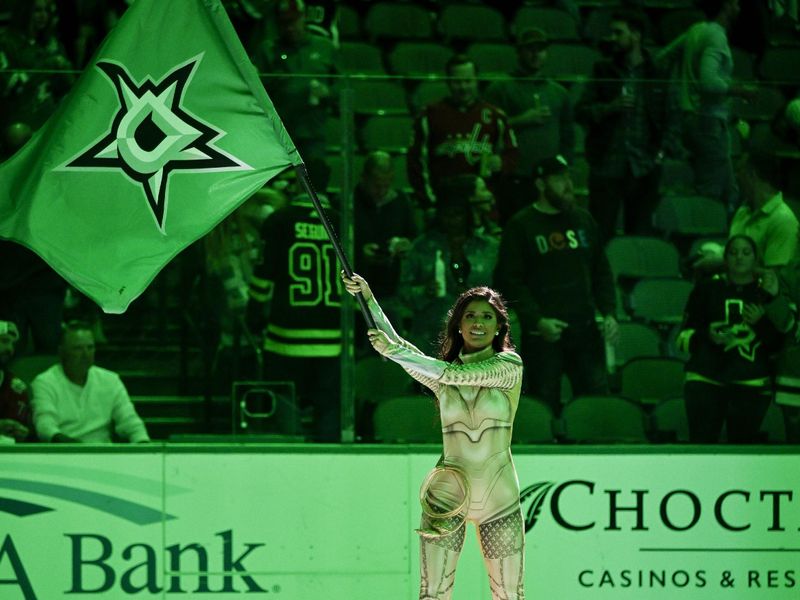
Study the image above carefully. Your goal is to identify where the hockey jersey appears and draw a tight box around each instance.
[249,197,342,357]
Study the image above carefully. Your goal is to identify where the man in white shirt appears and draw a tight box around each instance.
[32,321,149,443]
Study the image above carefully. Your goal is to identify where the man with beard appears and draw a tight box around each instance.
[407,54,518,210]
[494,156,618,415]
[485,28,575,224]
[576,9,675,242]
[0,319,31,443]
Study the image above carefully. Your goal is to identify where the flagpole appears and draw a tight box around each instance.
[294,163,376,330]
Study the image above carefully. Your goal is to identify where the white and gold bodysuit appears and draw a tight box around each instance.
[367,297,525,600]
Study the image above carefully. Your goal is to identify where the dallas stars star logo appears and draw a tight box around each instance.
[62,55,250,232]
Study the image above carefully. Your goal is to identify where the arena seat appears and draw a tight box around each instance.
[653,194,728,237]
[360,115,414,152]
[388,42,452,77]
[373,395,440,443]
[512,7,579,41]
[350,80,410,115]
[439,4,507,42]
[606,236,682,280]
[364,2,434,41]
[620,357,686,405]
[512,396,556,443]
[467,43,518,76]
[561,395,650,443]
[615,322,663,368]
[628,278,693,324]
[340,42,386,75]
[650,396,689,442]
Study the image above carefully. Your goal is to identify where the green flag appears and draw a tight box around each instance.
[0,0,302,313]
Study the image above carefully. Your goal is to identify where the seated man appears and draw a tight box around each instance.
[32,321,149,443]
[0,319,31,443]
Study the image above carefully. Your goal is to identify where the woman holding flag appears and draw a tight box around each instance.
[342,272,525,600]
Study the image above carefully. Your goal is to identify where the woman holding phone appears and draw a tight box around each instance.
[677,235,783,443]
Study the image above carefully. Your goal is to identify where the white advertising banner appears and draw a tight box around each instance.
[0,448,798,600]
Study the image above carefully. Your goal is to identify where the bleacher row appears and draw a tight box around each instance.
[358,358,788,444]
[352,227,796,444]
[332,2,800,81]
[319,1,798,197]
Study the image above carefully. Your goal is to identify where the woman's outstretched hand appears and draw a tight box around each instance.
[341,271,373,302]
[367,328,391,354]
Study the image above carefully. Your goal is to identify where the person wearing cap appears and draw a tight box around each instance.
[407,53,519,211]
[494,156,618,416]
[484,27,575,224]
[576,9,676,242]
[0,319,32,443]
[31,321,150,443]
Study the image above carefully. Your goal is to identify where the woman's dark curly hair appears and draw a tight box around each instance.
[439,286,514,362]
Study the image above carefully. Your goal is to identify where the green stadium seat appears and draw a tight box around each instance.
[373,395,440,443]
[439,4,507,42]
[513,7,580,41]
[364,2,434,41]
[561,395,650,443]
[388,42,453,77]
[628,278,693,325]
[512,396,556,443]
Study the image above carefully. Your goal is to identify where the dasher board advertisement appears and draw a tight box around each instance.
[0,449,798,599]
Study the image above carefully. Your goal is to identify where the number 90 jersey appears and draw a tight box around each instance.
[250,198,342,358]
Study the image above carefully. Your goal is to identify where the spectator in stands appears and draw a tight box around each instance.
[398,182,498,353]
[484,28,575,224]
[31,321,150,443]
[0,0,73,132]
[246,173,342,442]
[772,96,800,151]
[494,156,617,416]
[0,319,32,443]
[576,9,675,242]
[442,173,502,239]
[659,0,755,215]
[407,53,518,210]
[678,235,782,443]
[762,250,800,443]
[251,0,338,184]
[354,151,418,316]
[203,187,278,388]
[694,148,798,271]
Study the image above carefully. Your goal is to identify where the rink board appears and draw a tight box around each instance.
[0,445,798,600]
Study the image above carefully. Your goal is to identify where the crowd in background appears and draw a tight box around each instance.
[1,0,800,444]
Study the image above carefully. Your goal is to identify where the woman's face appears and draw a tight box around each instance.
[459,299,499,354]
[725,238,757,277]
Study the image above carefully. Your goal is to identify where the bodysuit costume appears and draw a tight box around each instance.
[367,296,525,600]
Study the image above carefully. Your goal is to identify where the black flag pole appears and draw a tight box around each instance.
[294,163,377,330]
